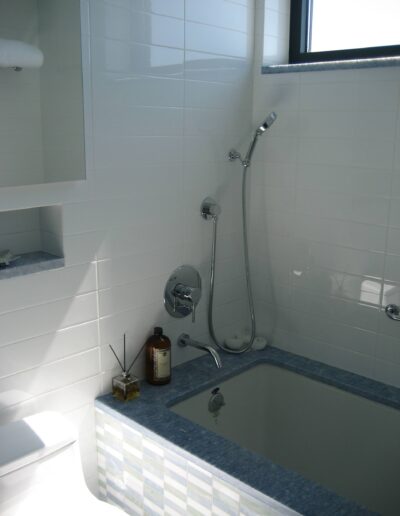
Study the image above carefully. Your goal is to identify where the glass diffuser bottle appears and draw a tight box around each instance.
[112,371,140,401]
[110,334,141,401]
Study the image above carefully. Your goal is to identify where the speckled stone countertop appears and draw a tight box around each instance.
[96,347,400,515]
[262,57,400,74]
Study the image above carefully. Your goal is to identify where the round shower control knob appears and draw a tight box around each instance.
[201,197,221,220]
[164,265,201,321]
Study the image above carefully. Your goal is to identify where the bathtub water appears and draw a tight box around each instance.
[171,364,400,515]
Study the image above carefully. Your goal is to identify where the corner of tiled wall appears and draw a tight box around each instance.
[252,6,400,388]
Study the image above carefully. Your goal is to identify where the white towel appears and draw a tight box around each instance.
[0,38,44,69]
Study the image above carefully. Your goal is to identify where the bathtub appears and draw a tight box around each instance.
[172,363,400,515]
[96,347,400,515]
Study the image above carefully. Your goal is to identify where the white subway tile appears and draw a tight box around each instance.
[186,0,250,33]
[141,0,184,19]
[294,214,386,253]
[185,52,250,83]
[387,229,400,256]
[91,2,184,48]
[186,22,249,58]
[0,375,102,426]
[93,72,184,108]
[0,321,98,378]
[0,263,97,315]
[0,348,100,409]
[0,292,98,347]
[98,245,182,289]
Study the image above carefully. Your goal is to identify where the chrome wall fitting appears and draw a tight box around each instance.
[201,197,221,221]
[385,304,400,321]
[228,149,243,163]
[164,266,201,322]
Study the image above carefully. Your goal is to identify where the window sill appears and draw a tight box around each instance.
[262,56,400,74]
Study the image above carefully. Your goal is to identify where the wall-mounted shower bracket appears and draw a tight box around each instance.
[228,149,252,168]
[164,265,201,322]
[228,149,244,164]
[228,148,242,161]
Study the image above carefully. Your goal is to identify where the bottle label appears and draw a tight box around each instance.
[154,349,170,379]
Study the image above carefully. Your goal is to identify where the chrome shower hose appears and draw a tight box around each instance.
[208,164,255,354]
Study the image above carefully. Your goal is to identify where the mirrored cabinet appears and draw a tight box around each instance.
[0,0,86,187]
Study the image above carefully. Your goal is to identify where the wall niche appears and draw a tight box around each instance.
[0,205,64,279]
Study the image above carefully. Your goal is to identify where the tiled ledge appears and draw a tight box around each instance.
[0,251,64,280]
[96,347,400,514]
[262,57,400,74]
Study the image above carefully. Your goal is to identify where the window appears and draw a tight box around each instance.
[289,0,400,64]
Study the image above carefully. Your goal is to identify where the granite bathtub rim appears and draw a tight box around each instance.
[96,346,397,515]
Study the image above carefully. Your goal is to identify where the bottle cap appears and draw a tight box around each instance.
[154,327,163,335]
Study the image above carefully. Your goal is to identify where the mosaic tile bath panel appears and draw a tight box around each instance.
[95,407,296,515]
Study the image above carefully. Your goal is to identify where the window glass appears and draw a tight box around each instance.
[310,0,400,52]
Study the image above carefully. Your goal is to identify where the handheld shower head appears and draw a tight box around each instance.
[228,112,277,167]
[257,112,277,134]
[243,112,277,165]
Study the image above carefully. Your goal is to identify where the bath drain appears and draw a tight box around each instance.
[208,388,225,423]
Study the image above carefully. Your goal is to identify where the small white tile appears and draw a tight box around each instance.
[0,292,98,347]
[185,22,249,58]
[186,0,249,32]
[384,256,400,284]
[0,348,100,409]
[0,321,98,378]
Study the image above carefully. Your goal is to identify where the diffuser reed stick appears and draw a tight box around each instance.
[109,333,146,376]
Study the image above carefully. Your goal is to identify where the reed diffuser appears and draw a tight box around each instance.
[110,334,142,401]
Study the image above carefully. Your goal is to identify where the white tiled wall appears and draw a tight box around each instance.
[0,0,255,493]
[256,0,290,67]
[251,10,400,387]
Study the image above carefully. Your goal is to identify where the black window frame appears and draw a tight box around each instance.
[289,0,400,64]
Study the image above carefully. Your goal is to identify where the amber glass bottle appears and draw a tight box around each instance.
[145,327,171,385]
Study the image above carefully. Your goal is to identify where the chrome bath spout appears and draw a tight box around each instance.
[177,333,222,369]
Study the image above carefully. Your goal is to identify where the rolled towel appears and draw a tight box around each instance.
[0,38,44,70]
[241,329,268,350]
[252,336,267,350]
[224,334,244,350]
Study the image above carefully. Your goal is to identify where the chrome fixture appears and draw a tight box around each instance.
[257,112,277,132]
[228,112,277,168]
[178,333,222,369]
[385,304,400,321]
[201,197,221,221]
[208,387,225,415]
[164,266,201,322]
[203,112,278,355]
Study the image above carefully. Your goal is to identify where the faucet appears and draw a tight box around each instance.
[177,333,222,369]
